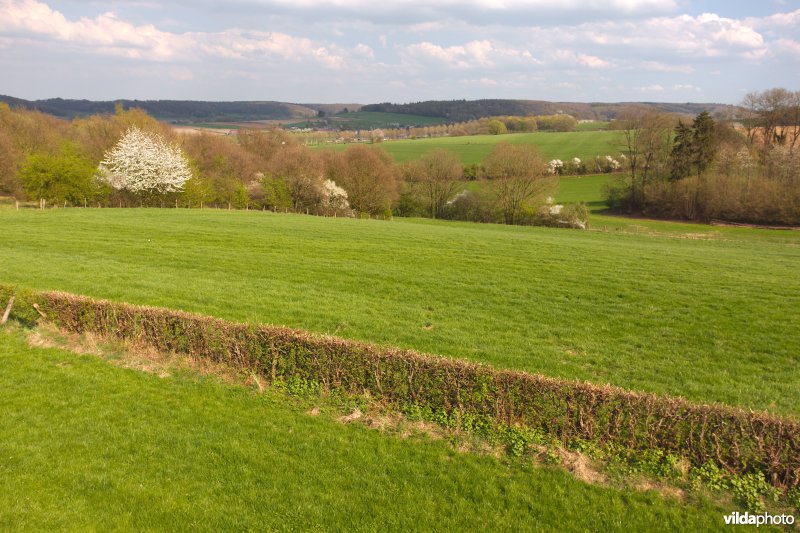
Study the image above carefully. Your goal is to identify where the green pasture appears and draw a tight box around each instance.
[317,130,625,164]
[1,204,798,415]
[0,327,732,530]
[576,121,611,131]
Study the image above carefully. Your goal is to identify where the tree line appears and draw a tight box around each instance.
[298,114,578,147]
[605,88,800,225]
[0,95,306,122]
[0,103,584,228]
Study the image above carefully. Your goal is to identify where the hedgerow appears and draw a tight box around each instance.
[2,285,798,489]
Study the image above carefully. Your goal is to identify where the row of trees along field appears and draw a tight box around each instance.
[298,114,577,145]
[0,103,585,228]
[607,88,800,225]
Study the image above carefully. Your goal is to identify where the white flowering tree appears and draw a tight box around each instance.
[320,179,351,215]
[547,159,564,175]
[99,127,192,196]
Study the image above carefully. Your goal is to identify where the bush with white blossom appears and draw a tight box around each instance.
[593,155,623,173]
[321,179,351,214]
[563,157,587,175]
[99,127,192,194]
[547,159,564,175]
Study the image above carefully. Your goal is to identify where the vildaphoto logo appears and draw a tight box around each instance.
[723,511,795,527]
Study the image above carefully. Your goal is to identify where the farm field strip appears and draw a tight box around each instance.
[315,130,626,164]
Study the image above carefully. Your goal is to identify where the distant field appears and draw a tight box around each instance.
[189,122,242,130]
[576,121,611,131]
[0,327,730,530]
[1,207,798,414]
[288,111,450,130]
[555,174,610,205]
[317,130,625,164]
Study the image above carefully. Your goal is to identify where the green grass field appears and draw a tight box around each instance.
[0,326,735,530]
[576,121,611,131]
[1,205,798,415]
[319,130,625,164]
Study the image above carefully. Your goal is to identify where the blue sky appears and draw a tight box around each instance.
[1,0,798,104]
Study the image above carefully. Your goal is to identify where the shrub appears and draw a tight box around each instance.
[440,189,498,223]
[527,201,588,229]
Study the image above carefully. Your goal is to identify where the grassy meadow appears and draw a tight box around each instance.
[318,130,625,164]
[1,204,798,415]
[0,326,734,530]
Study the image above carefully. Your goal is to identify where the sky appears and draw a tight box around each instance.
[0,0,798,104]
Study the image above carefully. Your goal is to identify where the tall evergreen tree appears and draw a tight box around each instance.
[668,112,717,180]
[692,111,716,175]
[669,120,694,180]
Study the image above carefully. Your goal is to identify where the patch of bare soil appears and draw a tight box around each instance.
[710,220,800,231]
[338,409,363,423]
[554,448,607,485]
[27,323,243,384]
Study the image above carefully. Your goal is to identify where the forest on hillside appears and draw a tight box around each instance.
[361,99,739,122]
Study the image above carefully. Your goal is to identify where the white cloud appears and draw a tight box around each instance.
[636,84,664,92]
[570,13,768,59]
[401,39,539,70]
[772,38,800,57]
[577,53,610,69]
[746,9,800,31]
[354,43,374,59]
[0,0,188,59]
[551,49,611,69]
[244,0,678,17]
[638,61,694,74]
[0,0,348,68]
[673,84,700,92]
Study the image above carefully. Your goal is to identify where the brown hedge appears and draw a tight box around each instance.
[3,286,798,489]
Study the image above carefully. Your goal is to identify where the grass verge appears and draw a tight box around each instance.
[0,324,768,531]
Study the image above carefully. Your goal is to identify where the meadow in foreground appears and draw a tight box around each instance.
[1,202,798,415]
[0,326,736,531]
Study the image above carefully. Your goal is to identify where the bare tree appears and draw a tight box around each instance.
[406,149,462,219]
[740,91,761,145]
[785,91,800,152]
[238,128,297,164]
[267,145,323,210]
[617,109,674,210]
[484,142,554,224]
[740,88,800,158]
[325,145,398,215]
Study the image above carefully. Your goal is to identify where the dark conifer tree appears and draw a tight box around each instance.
[692,111,716,175]
[669,120,694,180]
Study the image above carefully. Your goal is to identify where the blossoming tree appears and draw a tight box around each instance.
[320,179,351,215]
[99,127,192,196]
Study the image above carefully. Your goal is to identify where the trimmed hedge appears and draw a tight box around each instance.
[2,286,798,489]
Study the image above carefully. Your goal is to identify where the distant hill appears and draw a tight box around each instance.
[1,94,738,124]
[361,99,739,122]
[0,96,363,123]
